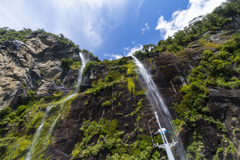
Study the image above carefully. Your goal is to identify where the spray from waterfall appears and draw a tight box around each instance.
[132,55,187,160]
[75,52,87,92]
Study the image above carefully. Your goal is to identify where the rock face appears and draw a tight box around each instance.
[0,33,95,110]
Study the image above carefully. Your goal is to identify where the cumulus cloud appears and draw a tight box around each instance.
[105,44,143,60]
[142,23,150,34]
[124,44,143,56]
[0,0,143,52]
[155,0,227,39]
[103,53,122,60]
[111,54,123,59]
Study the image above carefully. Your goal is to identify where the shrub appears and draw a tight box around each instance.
[53,90,63,100]
[27,90,37,101]
[16,105,27,116]
[103,119,118,136]
[0,107,12,119]
[61,58,73,70]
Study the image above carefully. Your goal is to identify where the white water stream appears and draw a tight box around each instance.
[25,105,54,160]
[75,52,87,92]
[132,56,187,160]
[25,94,77,160]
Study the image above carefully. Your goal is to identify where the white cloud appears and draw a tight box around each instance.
[155,0,227,39]
[142,23,150,34]
[0,0,143,52]
[125,44,143,56]
[103,53,123,60]
[111,54,123,60]
[108,44,143,60]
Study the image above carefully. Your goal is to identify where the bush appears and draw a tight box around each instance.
[103,119,118,136]
[16,105,27,116]
[61,58,73,70]
[0,107,12,119]
[27,90,37,101]
[53,90,63,100]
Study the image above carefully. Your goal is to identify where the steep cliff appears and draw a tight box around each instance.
[1,1,240,160]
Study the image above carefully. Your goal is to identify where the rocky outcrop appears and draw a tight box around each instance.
[0,33,93,109]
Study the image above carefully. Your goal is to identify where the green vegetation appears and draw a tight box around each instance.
[134,0,240,59]
[84,100,89,105]
[53,90,63,100]
[102,101,111,107]
[187,141,205,159]
[0,27,32,43]
[61,58,73,70]
[83,57,131,96]
[0,93,77,160]
[174,34,240,124]
[73,118,156,159]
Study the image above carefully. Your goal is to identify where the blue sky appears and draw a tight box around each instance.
[0,0,227,60]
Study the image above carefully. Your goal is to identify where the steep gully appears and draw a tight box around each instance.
[25,53,86,160]
[132,55,187,160]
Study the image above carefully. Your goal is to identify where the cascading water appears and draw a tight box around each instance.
[25,53,87,160]
[25,105,55,160]
[132,56,187,160]
[75,52,87,92]
[25,94,77,160]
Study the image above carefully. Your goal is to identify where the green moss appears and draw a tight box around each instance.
[27,90,37,101]
[135,90,145,96]
[84,100,89,105]
[127,77,135,94]
[53,90,63,100]
[16,105,27,116]
[227,139,237,155]
[56,80,61,86]
[102,101,111,107]
[127,60,135,75]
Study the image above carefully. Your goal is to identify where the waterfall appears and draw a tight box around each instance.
[132,56,187,160]
[75,52,87,92]
[25,105,55,160]
[25,94,77,160]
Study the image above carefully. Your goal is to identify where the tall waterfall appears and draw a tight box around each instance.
[132,56,187,160]
[75,52,87,92]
